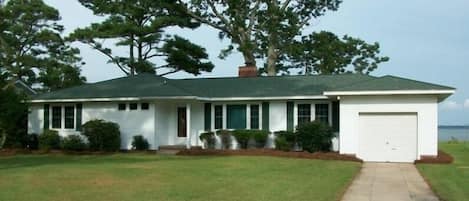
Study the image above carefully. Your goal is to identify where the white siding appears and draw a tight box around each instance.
[339,95,439,158]
[269,101,287,132]
[82,102,156,149]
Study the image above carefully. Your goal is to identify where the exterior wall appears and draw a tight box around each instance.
[82,102,156,150]
[27,104,43,134]
[339,95,439,158]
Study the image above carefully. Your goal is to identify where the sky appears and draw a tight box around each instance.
[43,0,469,125]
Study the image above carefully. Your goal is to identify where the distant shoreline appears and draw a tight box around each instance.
[439,125,469,129]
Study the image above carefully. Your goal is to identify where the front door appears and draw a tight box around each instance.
[177,107,187,137]
[227,105,247,129]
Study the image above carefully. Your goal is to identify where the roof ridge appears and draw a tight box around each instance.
[381,75,455,90]
[176,73,375,81]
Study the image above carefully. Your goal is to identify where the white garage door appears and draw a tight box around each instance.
[358,113,417,163]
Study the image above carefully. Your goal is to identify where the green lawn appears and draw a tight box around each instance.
[417,142,469,201]
[0,154,360,201]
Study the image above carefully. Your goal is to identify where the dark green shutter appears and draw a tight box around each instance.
[262,102,269,131]
[332,101,340,132]
[204,103,211,131]
[286,101,294,131]
[43,104,49,131]
[76,103,82,131]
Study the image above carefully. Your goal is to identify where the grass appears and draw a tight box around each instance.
[0,154,360,201]
[417,142,469,201]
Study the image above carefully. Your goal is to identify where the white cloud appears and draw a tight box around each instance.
[441,100,461,110]
[464,99,469,108]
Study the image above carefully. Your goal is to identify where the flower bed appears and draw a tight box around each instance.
[414,150,453,164]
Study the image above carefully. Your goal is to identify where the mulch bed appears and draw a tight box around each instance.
[177,148,363,162]
[414,150,453,164]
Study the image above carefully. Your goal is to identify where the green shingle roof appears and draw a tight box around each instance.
[31,73,454,101]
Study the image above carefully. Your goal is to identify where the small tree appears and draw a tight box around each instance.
[297,121,334,153]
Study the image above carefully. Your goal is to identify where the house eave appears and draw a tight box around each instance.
[323,89,455,96]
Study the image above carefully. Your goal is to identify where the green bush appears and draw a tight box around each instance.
[216,130,232,150]
[252,130,269,148]
[82,119,121,152]
[131,135,149,150]
[39,130,61,150]
[274,131,297,151]
[232,130,251,149]
[62,135,87,151]
[199,132,215,149]
[274,136,291,151]
[297,121,334,153]
[25,133,39,150]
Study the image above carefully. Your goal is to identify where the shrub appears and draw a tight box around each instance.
[274,131,297,151]
[62,135,87,151]
[25,133,39,150]
[297,121,334,153]
[252,130,269,148]
[199,132,215,149]
[131,135,149,150]
[82,119,121,152]
[39,130,61,150]
[232,130,251,149]
[275,136,291,151]
[216,130,232,150]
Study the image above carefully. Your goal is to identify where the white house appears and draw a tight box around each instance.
[27,66,454,162]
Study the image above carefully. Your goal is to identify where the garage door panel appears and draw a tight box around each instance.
[358,113,417,163]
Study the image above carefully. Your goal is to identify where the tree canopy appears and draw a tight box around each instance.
[69,0,214,76]
[180,0,389,75]
[0,0,85,91]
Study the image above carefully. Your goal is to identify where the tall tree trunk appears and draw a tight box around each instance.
[266,43,278,76]
[242,51,256,67]
[129,34,135,76]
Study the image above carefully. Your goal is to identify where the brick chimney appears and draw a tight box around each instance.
[238,65,258,77]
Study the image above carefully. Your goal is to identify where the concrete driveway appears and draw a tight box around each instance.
[341,163,439,201]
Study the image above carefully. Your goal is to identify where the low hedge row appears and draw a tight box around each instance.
[200,129,269,150]
[26,119,150,152]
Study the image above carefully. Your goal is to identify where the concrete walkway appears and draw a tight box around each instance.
[341,163,439,201]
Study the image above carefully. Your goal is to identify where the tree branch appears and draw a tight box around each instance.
[87,42,130,75]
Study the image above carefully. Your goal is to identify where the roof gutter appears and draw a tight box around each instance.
[323,89,455,96]
[28,95,330,103]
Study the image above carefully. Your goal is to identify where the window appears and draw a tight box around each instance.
[227,105,246,129]
[297,104,311,126]
[64,106,74,129]
[141,103,149,110]
[250,105,259,129]
[315,104,329,124]
[129,103,138,110]
[177,107,187,137]
[214,105,223,129]
[52,106,62,129]
[118,103,126,111]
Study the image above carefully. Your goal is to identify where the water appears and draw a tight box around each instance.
[438,126,469,142]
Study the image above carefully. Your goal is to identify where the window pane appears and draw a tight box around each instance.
[297,104,311,126]
[214,105,223,129]
[315,104,329,124]
[52,106,61,129]
[129,103,138,110]
[64,106,74,129]
[118,103,126,110]
[141,103,149,110]
[250,105,259,129]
